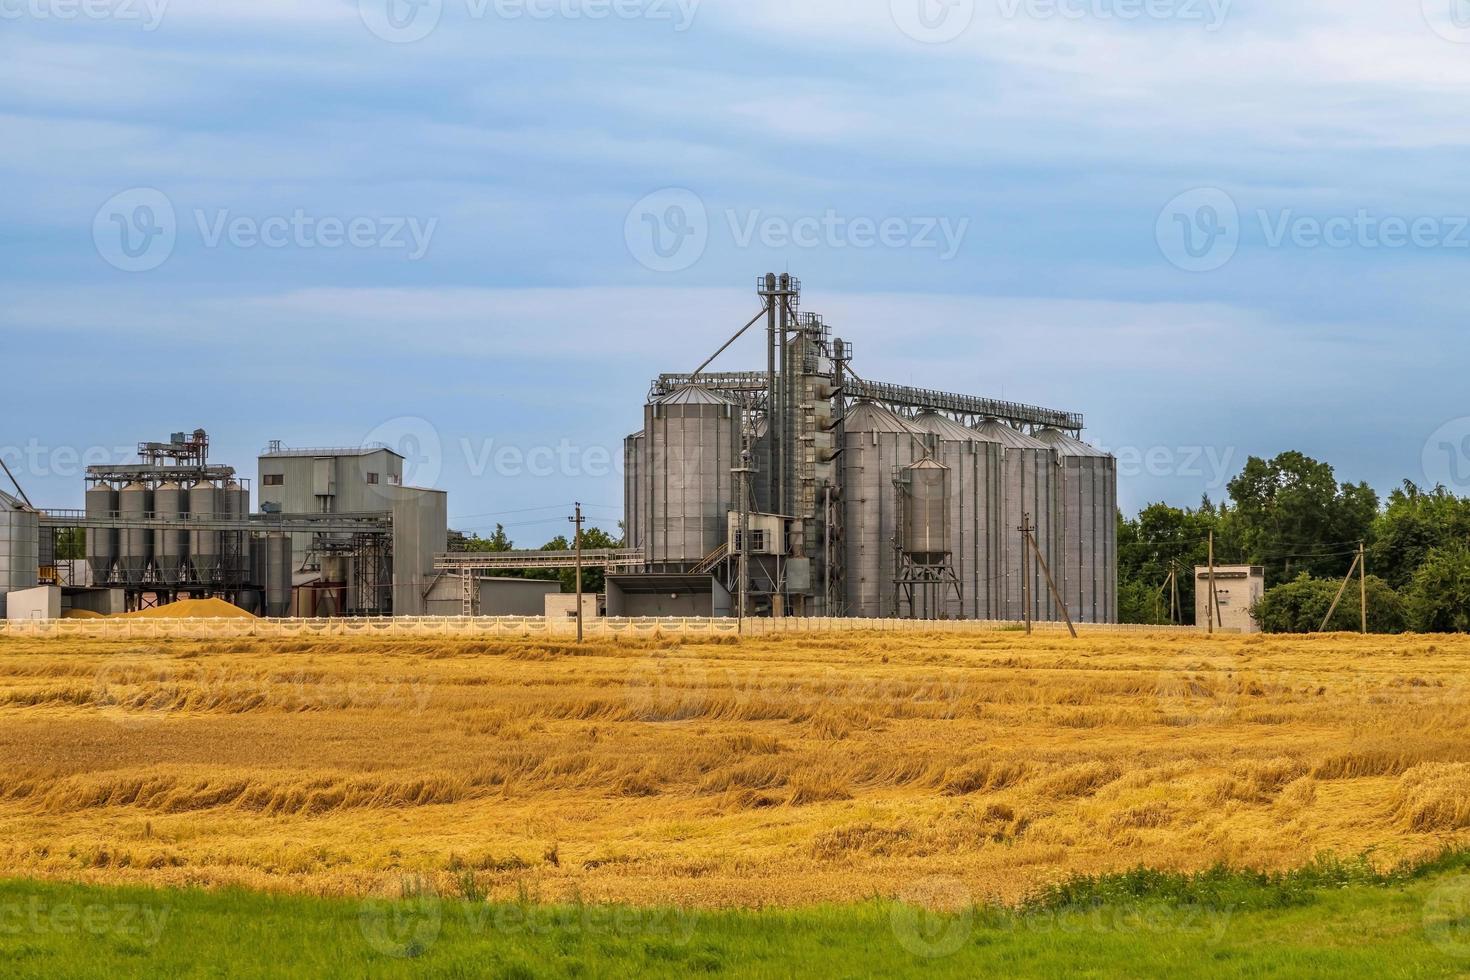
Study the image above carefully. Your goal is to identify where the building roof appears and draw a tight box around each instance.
[655,384,733,407]
[0,488,29,511]
[260,444,404,460]
[911,411,981,442]
[972,419,1048,450]
[845,402,921,434]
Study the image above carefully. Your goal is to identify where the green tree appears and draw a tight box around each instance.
[1253,573,1406,634]
[1117,500,1227,625]
[1226,452,1378,586]
[536,526,623,594]
[1406,545,1470,633]
[1369,483,1470,590]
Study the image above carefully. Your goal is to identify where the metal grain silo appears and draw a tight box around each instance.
[188,480,221,584]
[841,403,926,618]
[85,482,118,585]
[1036,429,1117,624]
[623,431,646,552]
[644,385,740,568]
[912,413,1002,620]
[153,481,187,586]
[973,420,1057,623]
[900,457,950,564]
[0,491,39,616]
[264,532,292,617]
[225,480,249,584]
[118,481,153,587]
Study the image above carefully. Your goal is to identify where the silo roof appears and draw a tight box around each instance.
[655,384,733,407]
[1035,428,1112,458]
[0,488,28,511]
[845,402,921,434]
[912,412,981,442]
[973,419,1048,450]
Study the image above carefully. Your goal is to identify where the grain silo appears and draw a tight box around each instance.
[0,489,39,618]
[841,403,927,618]
[973,419,1056,622]
[622,430,646,552]
[911,412,1003,620]
[1036,429,1117,623]
[153,480,188,586]
[117,481,153,587]
[644,385,741,569]
[188,479,221,584]
[84,481,118,585]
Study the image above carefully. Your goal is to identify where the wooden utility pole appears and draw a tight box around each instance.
[1359,542,1368,634]
[1025,520,1077,639]
[1319,547,1363,634]
[1021,513,1033,636]
[1207,532,1217,635]
[570,502,585,644]
[1170,562,1181,625]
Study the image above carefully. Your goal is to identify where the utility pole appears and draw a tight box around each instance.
[1359,542,1368,634]
[1207,532,1217,635]
[1319,546,1363,634]
[569,503,584,644]
[1021,513,1033,636]
[1025,517,1077,639]
[735,422,753,635]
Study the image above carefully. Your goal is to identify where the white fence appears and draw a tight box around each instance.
[0,616,1208,641]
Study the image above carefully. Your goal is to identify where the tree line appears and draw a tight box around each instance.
[458,522,623,595]
[1120,451,1470,633]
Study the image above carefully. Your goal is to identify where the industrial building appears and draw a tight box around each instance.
[0,430,448,619]
[616,274,1118,622]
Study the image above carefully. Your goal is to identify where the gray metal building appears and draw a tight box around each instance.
[0,489,39,619]
[621,274,1118,623]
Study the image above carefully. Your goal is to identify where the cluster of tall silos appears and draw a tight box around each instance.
[85,476,249,588]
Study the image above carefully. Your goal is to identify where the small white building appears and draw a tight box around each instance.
[1195,565,1266,634]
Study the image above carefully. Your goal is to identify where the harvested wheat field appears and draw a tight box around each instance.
[0,629,1467,908]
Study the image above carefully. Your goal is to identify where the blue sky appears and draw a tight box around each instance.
[4,0,1470,539]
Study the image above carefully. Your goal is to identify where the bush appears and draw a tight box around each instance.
[1407,545,1470,633]
[1253,574,1406,634]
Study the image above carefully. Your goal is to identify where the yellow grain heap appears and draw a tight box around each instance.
[0,630,1466,906]
[116,598,256,620]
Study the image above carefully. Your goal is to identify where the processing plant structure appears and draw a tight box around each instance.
[616,274,1117,623]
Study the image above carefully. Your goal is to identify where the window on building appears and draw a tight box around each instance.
[262,474,284,487]
[366,473,379,485]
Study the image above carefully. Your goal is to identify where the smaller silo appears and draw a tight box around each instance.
[118,481,153,587]
[188,480,221,584]
[224,480,250,584]
[264,532,292,617]
[153,481,188,586]
[623,431,646,552]
[0,490,39,617]
[900,458,951,565]
[85,482,118,586]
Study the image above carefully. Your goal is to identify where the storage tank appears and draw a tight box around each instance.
[623,430,646,552]
[644,385,741,568]
[900,457,950,564]
[188,480,221,584]
[0,491,39,617]
[911,413,1002,620]
[85,482,118,585]
[841,403,927,618]
[117,481,153,587]
[1035,429,1117,624]
[263,532,292,617]
[153,481,187,586]
[973,420,1057,623]
[224,480,249,584]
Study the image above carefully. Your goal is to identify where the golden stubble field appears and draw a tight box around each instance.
[1,628,1468,907]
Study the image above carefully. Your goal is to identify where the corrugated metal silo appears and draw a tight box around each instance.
[118,481,153,587]
[1036,429,1117,624]
[85,483,118,585]
[188,481,220,584]
[153,481,187,586]
[264,532,291,617]
[0,491,39,616]
[644,385,740,568]
[623,431,646,552]
[841,403,926,618]
[225,480,249,584]
[900,457,950,564]
[973,420,1056,623]
[912,413,1002,620]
